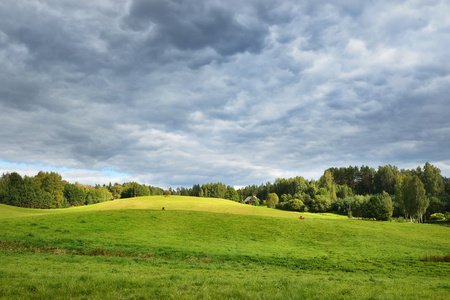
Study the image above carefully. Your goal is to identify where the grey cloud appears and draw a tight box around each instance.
[123,0,269,56]
[0,78,41,111]
[1,0,449,187]
[2,18,95,74]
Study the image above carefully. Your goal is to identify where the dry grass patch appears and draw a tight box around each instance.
[423,253,450,262]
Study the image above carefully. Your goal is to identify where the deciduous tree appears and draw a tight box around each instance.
[374,165,396,195]
[401,175,428,222]
[224,186,239,201]
[266,193,279,208]
[362,195,390,221]
[421,162,444,196]
[64,183,86,206]
[35,171,65,207]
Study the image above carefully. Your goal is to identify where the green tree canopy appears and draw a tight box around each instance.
[401,175,429,222]
[35,171,65,207]
[277,198,306,212]
[421,162,444,196]
[121,182,150,198]
[64,183,87,206]
[362,195,390,221]
[319,170,337,200]
[266,193,279,208]
[374,165,396,195]
[224,186,239,201]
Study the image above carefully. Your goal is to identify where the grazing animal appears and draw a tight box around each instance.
[162,207,165,210]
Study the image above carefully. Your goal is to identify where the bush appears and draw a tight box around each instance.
[429,213,446,221]
[277,199,306,212]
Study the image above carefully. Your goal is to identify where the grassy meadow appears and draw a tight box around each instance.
[0,195,449,299]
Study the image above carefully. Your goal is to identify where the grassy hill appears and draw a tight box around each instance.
[0,196,449,299]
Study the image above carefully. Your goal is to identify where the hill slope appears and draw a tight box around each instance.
[0,196,449,299]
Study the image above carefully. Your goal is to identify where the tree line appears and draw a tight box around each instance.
[1,163,449,222]
[173,163,449,222]
[0,171,164,209]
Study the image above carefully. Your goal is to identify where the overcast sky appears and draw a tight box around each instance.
[1,0,449,188]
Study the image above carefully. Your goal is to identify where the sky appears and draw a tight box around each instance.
[1,0,449,188]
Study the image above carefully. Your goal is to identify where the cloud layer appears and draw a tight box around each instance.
[1,0,449,187]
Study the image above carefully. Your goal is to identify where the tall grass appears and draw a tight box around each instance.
[423,253,450,262]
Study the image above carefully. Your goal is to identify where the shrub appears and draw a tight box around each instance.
[427,197,445,215]
[429,213,446,221]
[396,216,406,223]
[277,199,306,212]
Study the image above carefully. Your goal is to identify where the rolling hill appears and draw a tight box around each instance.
[0,196,449,299]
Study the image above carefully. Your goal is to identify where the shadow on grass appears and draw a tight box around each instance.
[423,253,450,262]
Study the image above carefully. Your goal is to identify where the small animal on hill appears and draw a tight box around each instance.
[299,216,304,220]
[162,207,165,210]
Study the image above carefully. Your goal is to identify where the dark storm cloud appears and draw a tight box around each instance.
[123,0,269,56]
[0,2,110,73]
[0,0,449,187]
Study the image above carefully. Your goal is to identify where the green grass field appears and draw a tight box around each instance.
[0,195,449,299]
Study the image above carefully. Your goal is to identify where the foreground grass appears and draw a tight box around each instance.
[0,196,449,299]
[2,250,449,300]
